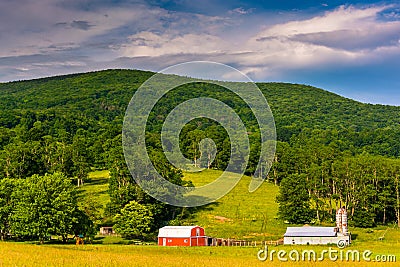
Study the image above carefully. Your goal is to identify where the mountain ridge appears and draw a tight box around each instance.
[0,69,399,154]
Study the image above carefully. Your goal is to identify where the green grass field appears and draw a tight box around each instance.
[83,170,110,204]
[182,169,284,240]
[77,170,110,218]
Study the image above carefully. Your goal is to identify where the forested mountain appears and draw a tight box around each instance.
[1,69,399,151]
[0,69,399,241]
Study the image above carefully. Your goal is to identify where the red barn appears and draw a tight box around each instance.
[158,226,207,246]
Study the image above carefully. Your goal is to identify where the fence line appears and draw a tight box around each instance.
[214,238,283,247]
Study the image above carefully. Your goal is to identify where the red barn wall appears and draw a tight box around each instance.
[190,227,205,237]
[158,237,191,246]
[158,226,207,246]
[158,237,208,246]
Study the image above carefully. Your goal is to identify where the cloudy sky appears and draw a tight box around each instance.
[1,0,400,105]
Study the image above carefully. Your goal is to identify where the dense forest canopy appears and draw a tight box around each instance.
[0,69,399,241]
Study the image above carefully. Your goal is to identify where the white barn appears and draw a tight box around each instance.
[283,226,351,246]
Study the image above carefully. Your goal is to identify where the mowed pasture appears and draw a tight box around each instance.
[80,170,110,205]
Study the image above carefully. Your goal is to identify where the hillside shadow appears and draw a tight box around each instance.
[184,201,220,221]
[85,177,108,186]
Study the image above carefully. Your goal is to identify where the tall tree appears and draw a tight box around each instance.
[71,130,90,186]
[113,201,154,239]
[277,174,315,224]
[0,178,19,240]
[10,173,84,243]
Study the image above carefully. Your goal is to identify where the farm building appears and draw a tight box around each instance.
[99,226,115,235]
[158,226,208,246]
[283,207,351,246]
[283,226,350,245]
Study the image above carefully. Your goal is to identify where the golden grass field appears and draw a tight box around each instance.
[0,242,398,267]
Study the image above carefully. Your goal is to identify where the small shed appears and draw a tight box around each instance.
[284,226,350,245]
[99,226,115,235]
[158,226,207,246]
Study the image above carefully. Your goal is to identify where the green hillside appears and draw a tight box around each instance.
[1,69,400,133]
[1,69,399,156]
[77,170,110,221]
[182,169,283,240]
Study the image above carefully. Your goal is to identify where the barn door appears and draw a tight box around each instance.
[163,238,166,246]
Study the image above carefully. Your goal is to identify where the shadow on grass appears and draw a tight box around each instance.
[183,201,220,222]
[351,233,358,240]
[85,178,109,186]
[16,236,141,246]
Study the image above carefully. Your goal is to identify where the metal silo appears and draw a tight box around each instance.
[341,208,348,235]
[336,208,343,232]
[336,207,348,236]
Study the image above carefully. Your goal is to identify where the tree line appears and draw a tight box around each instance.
[274,130,400,227]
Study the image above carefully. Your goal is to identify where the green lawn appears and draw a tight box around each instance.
[182,169,285,240]
[77,170,110,217]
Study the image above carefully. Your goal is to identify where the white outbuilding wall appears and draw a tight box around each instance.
[283,226,350,245]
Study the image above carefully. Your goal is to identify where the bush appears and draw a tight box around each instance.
[113,201,154,239]
[353,208,376,228]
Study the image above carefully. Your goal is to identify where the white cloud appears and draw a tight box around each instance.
[116,4,400,79]
[228,7,254,15]
[244,5,400,68]
[254,5,400,52]
[121,32,230,57]
[257,5,387,36]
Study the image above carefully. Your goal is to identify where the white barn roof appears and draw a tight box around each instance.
[158,226,201,238]
[284,227,337,237]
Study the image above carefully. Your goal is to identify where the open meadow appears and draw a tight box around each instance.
[182,169,284,240]
[80,170,110,206]
[0,241,399,267]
